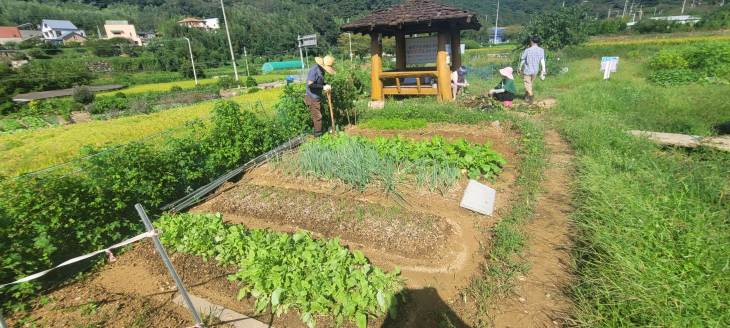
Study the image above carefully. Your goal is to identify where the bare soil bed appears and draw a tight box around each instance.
[209,184,454,261]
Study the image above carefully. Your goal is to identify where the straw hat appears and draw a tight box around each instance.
[499,67,514,79]
[315,55,336,74]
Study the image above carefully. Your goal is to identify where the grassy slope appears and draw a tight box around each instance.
[98,74,289,96]
[539,54,729,326]
[0,88,283,178]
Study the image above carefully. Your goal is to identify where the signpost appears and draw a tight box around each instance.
[600,57,619,80]
[298,34,317,73]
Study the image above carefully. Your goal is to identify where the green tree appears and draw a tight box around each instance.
[515,6,592,50]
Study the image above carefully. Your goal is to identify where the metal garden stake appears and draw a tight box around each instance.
[135,204,204,328]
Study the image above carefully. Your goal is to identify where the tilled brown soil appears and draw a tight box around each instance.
[210,184,454,261]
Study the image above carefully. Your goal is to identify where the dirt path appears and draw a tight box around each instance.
[493,124,575,327]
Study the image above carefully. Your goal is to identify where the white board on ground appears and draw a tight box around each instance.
[460,180,496,216]
[172,293,273,328]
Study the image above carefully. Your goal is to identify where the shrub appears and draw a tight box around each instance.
[646,49,689,70]
[463,39,482,50]
[216,76,242,89]
[647,68,701,86]
[113,92,126,98]
[93,97,129,113]
[70,103,85,112]
[170,85,183,92]
[128,99,152,114]
[245,76,258,87]
[72,87,95,105]
[247,87,261,94]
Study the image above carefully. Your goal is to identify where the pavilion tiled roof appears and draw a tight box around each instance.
[341,0,480,35]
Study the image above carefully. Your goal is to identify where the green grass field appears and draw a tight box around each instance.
[98,74,289,96]
[537,52,729,326]
[0,88,283,178]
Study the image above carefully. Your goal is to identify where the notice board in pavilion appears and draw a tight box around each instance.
[405,36,465,65]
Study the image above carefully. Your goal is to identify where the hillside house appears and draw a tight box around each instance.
[649,15,701,25]
[0,26,23,44]
[104,20,142,45]
[136,30,156,44]
[177,17,219,31]
[17,23,43,40]
[41,19,86,45]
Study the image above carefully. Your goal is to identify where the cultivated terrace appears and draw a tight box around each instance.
[1,1,729,328]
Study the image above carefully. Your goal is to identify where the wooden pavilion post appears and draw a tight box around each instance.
[436,27,452,101]
[395,32,406,71]
[450,23,462,71]
[370,32,383,101]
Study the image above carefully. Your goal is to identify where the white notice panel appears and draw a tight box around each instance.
[406,36,439,64]
[405,36,464,65]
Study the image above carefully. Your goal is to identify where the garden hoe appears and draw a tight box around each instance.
[326,90,335,134]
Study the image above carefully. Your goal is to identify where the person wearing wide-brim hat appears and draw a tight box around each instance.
[488,67,517,106]
[305,55,336,137]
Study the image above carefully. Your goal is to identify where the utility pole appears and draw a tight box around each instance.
[305,46,309,68]
[298,34,306,74]
[494,0,499,45]
[244,46,250,76]
[220,0,239,80]
[347,32,353,62]
[622,0,629,18]
[681,0,687,14]
[183,37,197,85]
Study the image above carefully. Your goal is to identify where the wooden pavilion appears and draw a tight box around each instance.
[341,0,481,102]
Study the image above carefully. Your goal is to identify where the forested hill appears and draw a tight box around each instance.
[0,0,699,58]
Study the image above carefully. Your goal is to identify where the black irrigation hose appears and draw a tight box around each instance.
[162,135,304,213]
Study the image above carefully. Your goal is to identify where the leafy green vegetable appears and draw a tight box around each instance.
[21,117,48,129]
[157,212,403,328]
[0,119,25,132]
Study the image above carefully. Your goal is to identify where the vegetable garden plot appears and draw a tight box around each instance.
[200,184,455,261]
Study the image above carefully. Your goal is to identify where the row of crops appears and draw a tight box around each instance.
[272,133,506,201]
[0,116,62,134]
[158,212,403,328]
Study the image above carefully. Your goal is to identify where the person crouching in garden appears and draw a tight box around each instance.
[305,55,336,137]
[488,67,517,106]
[451,66,469,101]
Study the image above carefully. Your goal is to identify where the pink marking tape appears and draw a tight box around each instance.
[0,230,162,289]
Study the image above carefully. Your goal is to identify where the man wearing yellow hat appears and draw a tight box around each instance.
[304,55,336,137]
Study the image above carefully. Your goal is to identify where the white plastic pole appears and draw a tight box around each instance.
[220,0,239,80]
[305,46,310,68]
[682,0,687,14]
[622,0,629,17]
[348,33,353,62]
[298,34,306,74]
[494,0,499,45]
[183,37,197,86]
[244,47,250,76]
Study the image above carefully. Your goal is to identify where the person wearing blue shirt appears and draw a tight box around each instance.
[305,55,336,137]
[517,36,546,103]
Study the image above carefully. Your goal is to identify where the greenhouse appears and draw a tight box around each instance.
[261,61,303,73]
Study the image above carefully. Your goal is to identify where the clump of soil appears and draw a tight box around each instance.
[209,184,454,261]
